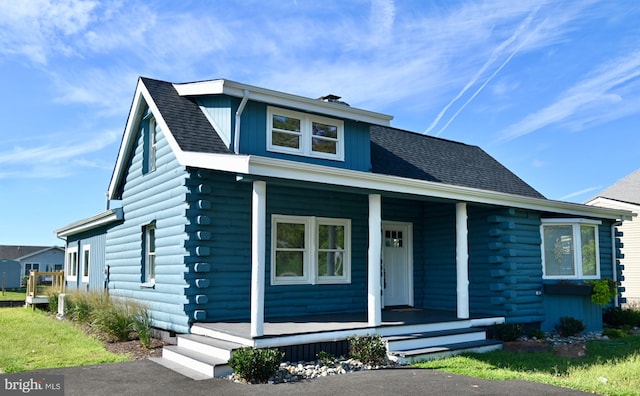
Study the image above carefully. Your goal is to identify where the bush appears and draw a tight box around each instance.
[603,306,640,328]
[527,328,546,340]
[348,334,387,366]
[603,327,627,338]
[316,351,336,366]
[228,347,284,383]
[555,317,585,337]
[491,323,523,342]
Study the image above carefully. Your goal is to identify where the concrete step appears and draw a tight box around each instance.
[389,339,503,364]
[177,333,243,360]
[384,327,487,351]
[162,345,232,379]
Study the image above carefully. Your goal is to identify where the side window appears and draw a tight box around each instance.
[143,222,156,283]
[82,245,91,282]
[66,247,78,281]
[143,115,157,174]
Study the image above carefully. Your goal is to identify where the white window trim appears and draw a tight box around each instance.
[24,263,40,277]
[66,246,78,282]
[540,218,601,280]
[142,222,156,286]
[267,106,344,161]
[81,244,91,283]
[271,215,351,286]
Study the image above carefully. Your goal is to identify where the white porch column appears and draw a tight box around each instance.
[251,180,266,338]
[368,194,382,327]
[456,202,470,319]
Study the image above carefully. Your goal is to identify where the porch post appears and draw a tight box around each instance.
[456,202,470,319]
[251,180,266,338]
[368,194,382,327]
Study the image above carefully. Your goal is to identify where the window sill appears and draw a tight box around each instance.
[140,282,155,289]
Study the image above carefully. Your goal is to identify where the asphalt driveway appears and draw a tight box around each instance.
[17,360,593,396]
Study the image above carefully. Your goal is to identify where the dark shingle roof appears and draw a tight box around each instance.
[592,169,640,205]
[0,245,52,260]
[370,125,545,199]
[141,77,231,154]
[141,77,543,199]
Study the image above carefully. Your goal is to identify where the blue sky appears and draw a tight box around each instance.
[1,0,640,246]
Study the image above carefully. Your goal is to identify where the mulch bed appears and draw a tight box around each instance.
[503,341,588,358]
[103,338,167,360]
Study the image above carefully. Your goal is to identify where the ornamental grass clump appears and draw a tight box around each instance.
[228,347,284,383]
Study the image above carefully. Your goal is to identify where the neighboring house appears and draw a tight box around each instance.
[586,169,640,305]
[57,77,632,377]
[0,259,21,289]
[0,245,64,285]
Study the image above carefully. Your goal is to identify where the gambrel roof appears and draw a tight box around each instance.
[107,77,632,221]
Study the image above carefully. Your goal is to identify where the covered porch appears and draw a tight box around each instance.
[190,308,504,349]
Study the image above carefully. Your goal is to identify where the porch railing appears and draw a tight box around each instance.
[25,270,65,309]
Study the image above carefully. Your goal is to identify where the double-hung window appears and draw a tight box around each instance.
[143,222,156,284]
[271,215,350,285]
[267,107,344,161]
[540,219,600,279]
[66,247,78,282]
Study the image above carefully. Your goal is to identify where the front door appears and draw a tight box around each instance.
[382,222,413,307]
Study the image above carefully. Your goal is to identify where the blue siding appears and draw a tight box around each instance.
[184,171,370,321]
[236,100,371,171]
[66,230,109,292]
[482,208,544,323]
[107,112,191,333]
[195,96,233,149]
[423,203,457,311]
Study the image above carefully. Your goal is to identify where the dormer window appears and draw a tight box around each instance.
[267,106,344,161]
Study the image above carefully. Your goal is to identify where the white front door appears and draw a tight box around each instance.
[382,222,413,307]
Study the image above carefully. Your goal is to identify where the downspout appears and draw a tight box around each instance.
[233,89,250,154]
[612,221,622,307]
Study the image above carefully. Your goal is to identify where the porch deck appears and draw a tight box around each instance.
[194,308,502,341]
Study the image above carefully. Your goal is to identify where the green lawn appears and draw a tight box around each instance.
[0,308,129,373]
[0,290,26,301]
[415,335,640,396]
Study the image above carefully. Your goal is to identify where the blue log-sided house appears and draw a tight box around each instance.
[57,77,633,378]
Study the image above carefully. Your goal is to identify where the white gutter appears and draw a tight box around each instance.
[612,221,622,307]
[234,89,250,154]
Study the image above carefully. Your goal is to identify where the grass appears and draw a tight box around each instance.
[0,289,26,301]
[0,308,129,373]
[414,335,640,396]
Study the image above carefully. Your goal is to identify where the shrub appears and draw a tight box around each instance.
[348,334,387,366]
[491,323,523,342]
[603,306,640,328]
[555,317,585,337]
[132,305,152,348]
[603,328,627,338]
[228,347,284,383]
[527,328,546,340]
[316,351,336,366]
[585,279,617,306]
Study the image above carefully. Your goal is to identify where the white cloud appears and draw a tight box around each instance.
[498,51,640,142]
